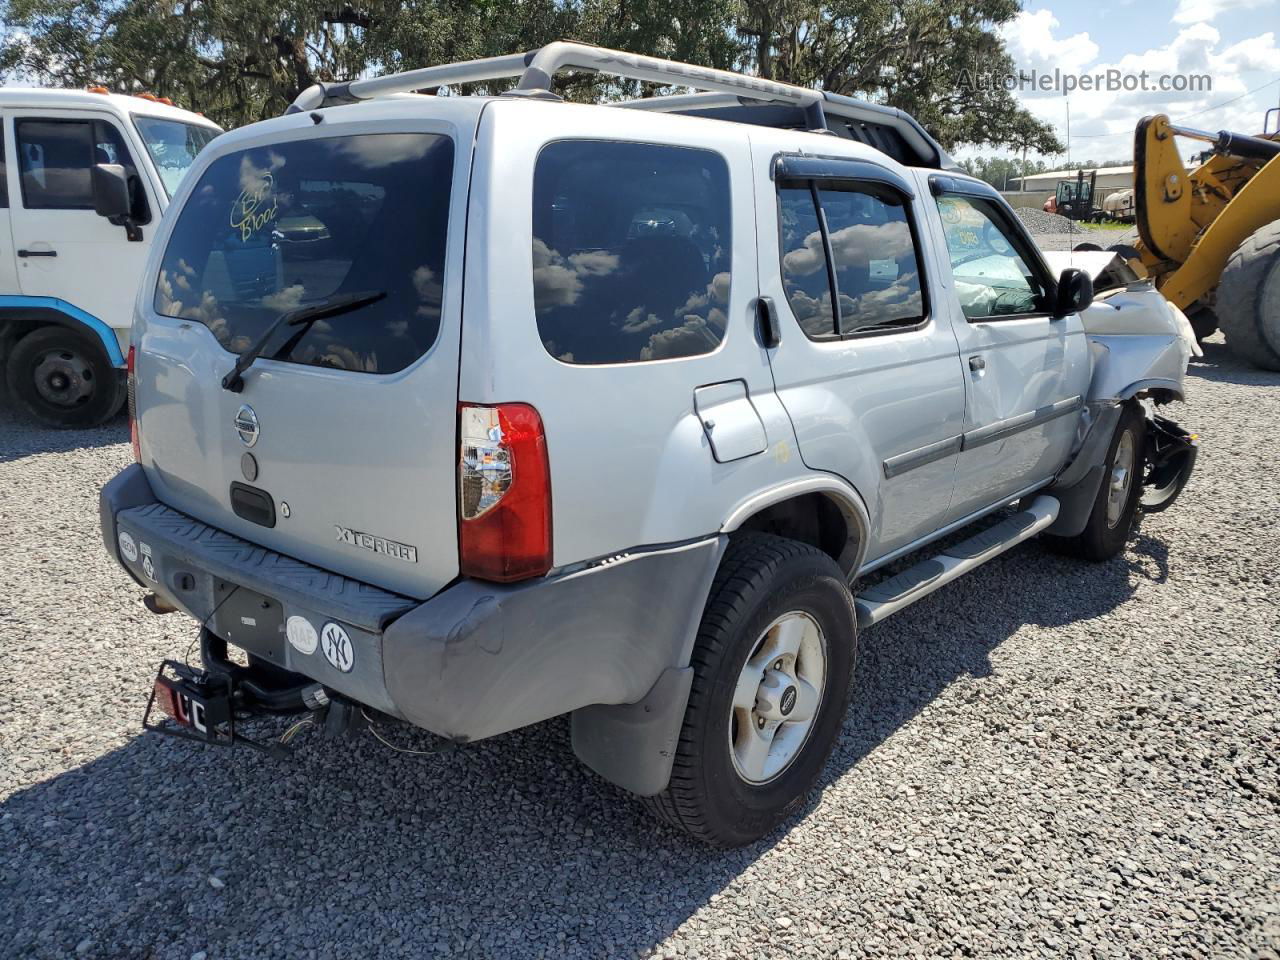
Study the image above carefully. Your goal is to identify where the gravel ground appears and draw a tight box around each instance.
[1012,206,1141,254]
[2,338,1278,960]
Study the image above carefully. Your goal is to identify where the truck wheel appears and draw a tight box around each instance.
[1217,220,1280,371]
[643,533,856,847]
[5,326,125,428]
[1047,402,1146,562]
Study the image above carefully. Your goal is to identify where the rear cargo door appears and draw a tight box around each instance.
[134,108,478,599]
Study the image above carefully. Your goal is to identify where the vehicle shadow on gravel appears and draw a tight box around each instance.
[1188,339,1280,388]
[0,408,127,463]
[0,537,1170,960]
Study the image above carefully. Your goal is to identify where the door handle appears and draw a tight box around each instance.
[17,249,57,258]
[756,296,781,348]
[969,355,986,372]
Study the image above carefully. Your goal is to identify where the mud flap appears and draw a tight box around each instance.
[570,665,694,797]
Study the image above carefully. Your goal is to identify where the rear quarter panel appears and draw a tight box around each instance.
[461,101,818,567]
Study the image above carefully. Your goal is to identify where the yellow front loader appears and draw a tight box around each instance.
[1124,112,1280,370]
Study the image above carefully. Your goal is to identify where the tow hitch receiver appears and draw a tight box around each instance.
[142,629,364,756]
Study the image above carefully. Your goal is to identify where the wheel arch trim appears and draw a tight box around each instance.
[720,474,871,577]
[1115,377,1185,402]
[0,296,126,367]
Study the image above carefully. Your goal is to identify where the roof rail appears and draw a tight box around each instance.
[289,40,829,130]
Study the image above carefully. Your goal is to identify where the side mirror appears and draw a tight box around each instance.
[1054,267,1093,318]
[92,163,131,218]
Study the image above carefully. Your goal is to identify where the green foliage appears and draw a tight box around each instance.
[0,0,1063,150]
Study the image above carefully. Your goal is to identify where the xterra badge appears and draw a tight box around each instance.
[335,526,418,564]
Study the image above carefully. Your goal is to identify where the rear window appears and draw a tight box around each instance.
[155,133,453,375]
[532,140,732,365]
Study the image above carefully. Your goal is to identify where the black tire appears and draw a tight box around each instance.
[643,533,856,847]
[1048,402,1146,562]
[1217,220,1280,371]
[5,326,125,428]
[1073,241,1103,252]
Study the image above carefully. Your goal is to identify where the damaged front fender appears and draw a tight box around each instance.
[1046,280,1198,536]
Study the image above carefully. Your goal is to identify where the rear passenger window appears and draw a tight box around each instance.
[779,180,926,339]
[532,141,732,364]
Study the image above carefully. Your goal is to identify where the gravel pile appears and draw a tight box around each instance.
[1015,207,1082,235]
[2,340,1278,959]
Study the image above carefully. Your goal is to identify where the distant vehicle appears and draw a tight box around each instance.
[1043,169,1102,222]
[0,88,221,426]
[1103,188,1136,223]
[102,42,1199,847]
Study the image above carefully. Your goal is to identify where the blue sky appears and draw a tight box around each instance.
[972,0,1280,163]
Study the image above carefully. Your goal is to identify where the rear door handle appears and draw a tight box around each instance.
[969,355,986,372]
[756,296,781,348]
[17,249,57,258]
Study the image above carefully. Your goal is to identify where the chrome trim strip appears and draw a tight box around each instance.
[962,395,1083,450]
[882,434,963,479]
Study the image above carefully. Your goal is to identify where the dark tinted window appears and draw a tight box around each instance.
[779,186,836,339]
[0,128,7,207]
[780,181,925,339]
[532,140,731,364]
[819,186,925,332]
[155,134,454,375]
[16,118,140,212]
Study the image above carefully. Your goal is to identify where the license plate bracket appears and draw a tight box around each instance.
[209,580,286,666]
[143,660,235,746]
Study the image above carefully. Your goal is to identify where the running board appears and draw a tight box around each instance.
[854,496,1060,629]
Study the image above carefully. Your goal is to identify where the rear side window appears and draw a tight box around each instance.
[155,134,453,375]
[532,140,732,364]
[0,127,7,207]
[779,181,926,339]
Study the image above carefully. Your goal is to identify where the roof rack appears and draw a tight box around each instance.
[287,39,960,171]
[289,40,829,131]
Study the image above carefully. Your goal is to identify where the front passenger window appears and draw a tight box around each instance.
[935,195,1047,320]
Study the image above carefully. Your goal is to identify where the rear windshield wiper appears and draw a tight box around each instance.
[221,289,386,393]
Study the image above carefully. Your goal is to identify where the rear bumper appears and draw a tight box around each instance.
[101,465,723,742]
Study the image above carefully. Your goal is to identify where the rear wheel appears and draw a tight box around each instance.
[6,326,125,428]
[643,533,856,847]
[1217,220,1280,371]
[1048,402,1146,562]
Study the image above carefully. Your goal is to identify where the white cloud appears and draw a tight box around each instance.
[970,9,1280,164]
[1000,11,1099,76]
[1172,0,1272,24]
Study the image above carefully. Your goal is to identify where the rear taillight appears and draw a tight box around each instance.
[458,403,551,583]
[126,346,139,462]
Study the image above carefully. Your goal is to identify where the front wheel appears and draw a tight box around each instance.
[1048,402,1146,562]
[644,533,856,847]
[6,326,125,428]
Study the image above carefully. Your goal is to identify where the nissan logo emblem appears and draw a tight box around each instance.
[780,686,798,716]
[234,404,260,447]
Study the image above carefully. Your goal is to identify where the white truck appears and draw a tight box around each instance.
[0,88,221,426]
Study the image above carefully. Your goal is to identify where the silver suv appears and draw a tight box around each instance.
[100,43,1199,846]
